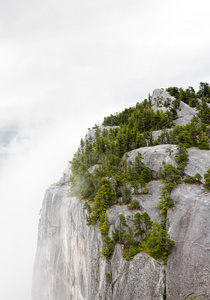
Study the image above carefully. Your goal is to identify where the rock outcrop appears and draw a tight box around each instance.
[124,144,178,178]
[151,89,197,126]
[167,184,210,300]
[111,245,165,300]
[32,184,165,300]
[33,142,210,300]
[33,86,210,300]
[125,144,210,182]
[85,126,119,144]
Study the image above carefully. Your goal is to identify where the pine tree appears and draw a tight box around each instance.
[144,222,175,261]
[176,143,189,176]
[204,169,210,189]
[99,213,110,236]
[92,179,116,219]
[133,212,145,238]
[142,212,152,231]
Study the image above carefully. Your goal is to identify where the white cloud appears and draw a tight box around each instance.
[0,0,210,299]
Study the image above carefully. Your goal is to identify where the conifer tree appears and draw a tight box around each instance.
[204,169,210,189]
[92,179,116,219]
[133,212,145,238]
[144,222,175,261]
[99,213,110,236]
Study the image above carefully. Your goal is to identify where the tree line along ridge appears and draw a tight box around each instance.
[69,82,210,263]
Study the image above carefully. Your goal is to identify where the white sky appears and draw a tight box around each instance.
[0,1,210,299]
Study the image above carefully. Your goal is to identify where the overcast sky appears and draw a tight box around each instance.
[0,1,210,299]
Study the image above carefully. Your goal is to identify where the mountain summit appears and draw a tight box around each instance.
[33,84,210,300]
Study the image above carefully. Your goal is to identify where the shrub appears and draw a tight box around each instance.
[194,173,202,182]
[124,245,140,261]
[105,272,112,280]
[204,168,210,189]
[101,236,114,259]
[184,173,202,184]
[143,222,175,262]
[158,192,174,216]
[112,228,120,243]
[128,199,140,210]
[184,176,194,184]
[99,213,110,236]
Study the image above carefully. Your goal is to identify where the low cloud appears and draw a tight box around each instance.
[0,0,210,299]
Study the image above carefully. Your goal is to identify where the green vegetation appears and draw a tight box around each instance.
[140,222,175,262]
[109,213,173,262]
[184,173,202,184]
[167,82,210,106]
[83,201,92,225]
[204,168,210,189]
[127,199,140,210]
[99,213,110,236]
[157,143,190,229]
[158,161,181,219]
[176,143,189,176]
[101,236,115,259]
[70,82,210,263]
[105,272,112,280]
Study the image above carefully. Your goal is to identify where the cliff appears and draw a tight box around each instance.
[32,87,210,300]
[32,146,210,300]
[32,183,165,300]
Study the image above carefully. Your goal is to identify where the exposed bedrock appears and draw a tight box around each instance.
[125,144,210,181]
[33,144,210,299]
[32,174,210,300]
[32,184,165,300]
[167,184,210,300]
[151,88,197,126]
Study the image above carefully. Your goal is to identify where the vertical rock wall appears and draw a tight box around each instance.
[32,146,210,300]
[32,184,165,300]
[167,184,210,300]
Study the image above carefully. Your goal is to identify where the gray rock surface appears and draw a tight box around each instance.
[175,101,197,126]
[85,126,119,144]
[32,185,108,300]
[32,183,165,300]
[33,90,210,300]
[187,148,210,181]
[151,89,175,114]
[33,143,210,300]
[111,245,165,300]
[198,98,210,108]
[151,89,197,126]
[88,164,101,175]
[125,144,178,178]
[133,180,165,223]
[125,144,210,182]
[150,129,171,143]
[167,184,210,300]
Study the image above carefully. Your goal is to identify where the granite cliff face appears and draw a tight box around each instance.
[33,88,210,300]
[32,183,165,300]
[32,146,210,300]
[167,184,210,300]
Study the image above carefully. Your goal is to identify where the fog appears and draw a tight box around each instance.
[0,0,210,299]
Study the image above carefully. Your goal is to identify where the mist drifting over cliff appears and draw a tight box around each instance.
[1,0,210,299]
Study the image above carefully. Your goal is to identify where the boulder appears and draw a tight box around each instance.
[125,145,210,182]
[151,89,197,126]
